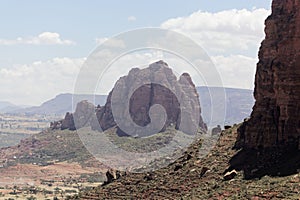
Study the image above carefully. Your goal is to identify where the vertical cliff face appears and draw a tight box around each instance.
[236,0,300,149]
[92,60,207,136]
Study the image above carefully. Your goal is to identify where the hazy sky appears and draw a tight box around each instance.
[0,0,272,105]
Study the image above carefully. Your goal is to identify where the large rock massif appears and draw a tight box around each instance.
[52,61,207,136]
[236,0,300,150]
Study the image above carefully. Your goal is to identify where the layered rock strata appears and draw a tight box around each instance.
[236,0,300,149]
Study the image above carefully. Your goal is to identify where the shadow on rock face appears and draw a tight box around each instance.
[116,128,131,137]
[228,147,300,180]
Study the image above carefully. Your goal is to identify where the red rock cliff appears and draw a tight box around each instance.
[236,0,300,149]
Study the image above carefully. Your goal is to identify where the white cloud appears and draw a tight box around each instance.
[0,32,75,45]
[0,53,257,106]
[95,37,108,45]
[127,16,136,21]
[95,50,215,95]
[0,57,84,105]
[1,8,269,105]
[159,8,270,89]
[161,8,270,55]
[212,55,258,89]
[95,37,126,48]
[93,8,267,92]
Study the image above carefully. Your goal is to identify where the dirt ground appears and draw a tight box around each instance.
[0,161,106,199]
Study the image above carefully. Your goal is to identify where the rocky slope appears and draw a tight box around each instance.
[75,125,300,199]
[236,0,300,150]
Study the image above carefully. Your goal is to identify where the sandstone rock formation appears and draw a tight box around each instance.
[236,0,300,150]
[91,60,207,136]
[61,112,75,130]
[51,100,95,131]
[73,100,95,128]
[53,60,207,136]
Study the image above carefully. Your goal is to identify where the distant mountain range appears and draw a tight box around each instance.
[2,87,254,125]
[0,101,29,113]
[6,93,107,116]
[197,87,254,126]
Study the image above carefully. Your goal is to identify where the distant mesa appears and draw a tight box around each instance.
[52,60,207,136]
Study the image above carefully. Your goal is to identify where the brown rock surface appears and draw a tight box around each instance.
[53,61,206,136]
[51,100,95,130]
[73,100,95,128]
[92,60,207,136]
[236,0,300,149]
[61,112,75,130]
[76,125,300,199]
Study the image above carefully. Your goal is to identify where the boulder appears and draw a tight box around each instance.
[223,170,237,181]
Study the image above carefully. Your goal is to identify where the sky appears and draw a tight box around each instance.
[0,0,272,105]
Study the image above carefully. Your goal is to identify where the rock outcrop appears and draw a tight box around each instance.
[91,60,207,136]
[61,112,75,130]
[211,125,222,136]
[236,0,300,150]
[53,60,207,136]
[51,100,95,131]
